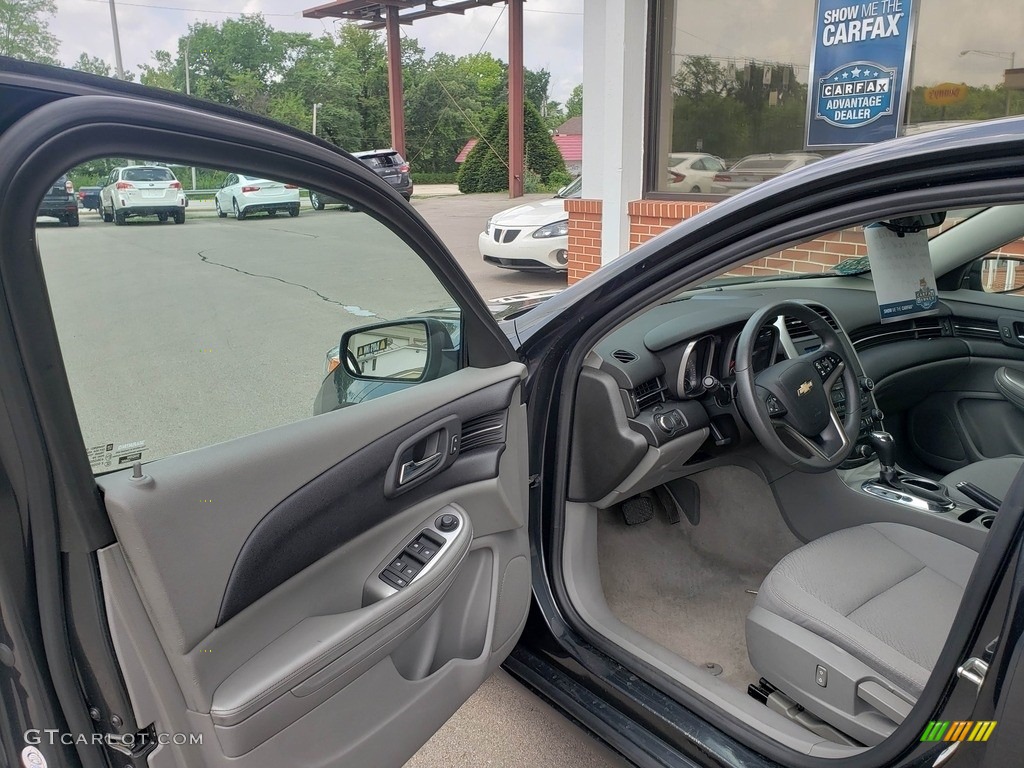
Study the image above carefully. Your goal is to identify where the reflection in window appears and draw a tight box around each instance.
[650,0,1023,197]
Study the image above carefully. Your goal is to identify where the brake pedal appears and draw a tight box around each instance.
[620,494,656,525]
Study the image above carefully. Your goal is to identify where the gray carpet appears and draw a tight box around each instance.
[597,466,804,691]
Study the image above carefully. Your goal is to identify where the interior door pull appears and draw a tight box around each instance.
[399,452,442,485]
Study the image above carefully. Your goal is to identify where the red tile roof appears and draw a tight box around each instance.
[455,135,582,164]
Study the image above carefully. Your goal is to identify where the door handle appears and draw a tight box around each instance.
[385,415,462,497]
[398,452,442,485]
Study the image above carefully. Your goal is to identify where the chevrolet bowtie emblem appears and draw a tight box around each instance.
[797,380,814,396]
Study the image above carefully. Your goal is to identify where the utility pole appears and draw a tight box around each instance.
[108,0,124,79]
[183,36,197,190]
[312,102,322,136]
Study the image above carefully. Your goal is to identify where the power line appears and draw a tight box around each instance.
[478,5,506,54]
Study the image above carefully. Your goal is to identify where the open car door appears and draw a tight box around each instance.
[0,67,531,768]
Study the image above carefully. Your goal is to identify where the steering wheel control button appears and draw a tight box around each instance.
[435,513,459,532]
[765,394,786,416]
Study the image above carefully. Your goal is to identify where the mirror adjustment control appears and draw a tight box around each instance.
[435,513,459,532]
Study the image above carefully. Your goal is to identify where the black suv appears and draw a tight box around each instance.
[37,173,79,226]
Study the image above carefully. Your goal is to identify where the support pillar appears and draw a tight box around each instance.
[581,0,648,263]
[385,5,406,155]
[507,0,524,198]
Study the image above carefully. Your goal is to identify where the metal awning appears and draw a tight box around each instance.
[302,0,504,30]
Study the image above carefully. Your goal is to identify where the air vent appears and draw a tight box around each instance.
[952,317,1001,341]
[632,377,666,411]
[783,306,840,339]
[851,317,944,350]
[460,411,506,452]
[611,349,637,363]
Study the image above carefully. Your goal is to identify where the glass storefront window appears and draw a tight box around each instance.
[647,0,1024,197]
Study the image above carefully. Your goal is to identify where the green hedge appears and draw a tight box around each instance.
[412,172,459,185]
[457,101,567,194]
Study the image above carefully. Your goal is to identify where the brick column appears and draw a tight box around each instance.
[565,198,603,285]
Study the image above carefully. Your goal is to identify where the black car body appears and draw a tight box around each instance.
[37,173,79,226]
[77,185,101,210]
[4,57,1024,768]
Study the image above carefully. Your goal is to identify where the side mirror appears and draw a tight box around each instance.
[976,256,1024,295]
[339,318,452,382]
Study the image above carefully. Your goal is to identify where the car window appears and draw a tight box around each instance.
[122,167,175,182]
[360,152,402,169]
[690,158,706,171]
[38,159,460,473]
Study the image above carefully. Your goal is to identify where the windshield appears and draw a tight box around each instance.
[558,176,583,199]
[700,207,993,288]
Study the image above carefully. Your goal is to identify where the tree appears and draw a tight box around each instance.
[0,0,59,64]
[457,101,566,193]
[71,53,111,77]
[565,83,583,118]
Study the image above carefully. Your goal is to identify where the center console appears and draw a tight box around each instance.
[847,430,997,532]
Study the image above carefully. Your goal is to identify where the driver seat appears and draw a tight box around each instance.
[746,522,977,746]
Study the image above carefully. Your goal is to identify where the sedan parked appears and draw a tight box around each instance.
[77,185,102,211]
[665,152,727,193]
[710,152,823,195]
[215,173,300,220]
[479,175,581,272]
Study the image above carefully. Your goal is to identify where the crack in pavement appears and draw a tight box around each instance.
[266,227,319,238]
[197,250,379,317]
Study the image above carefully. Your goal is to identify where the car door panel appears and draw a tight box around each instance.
[896,295,1024,471]
[0,83,531,768]
[95,364,529,766]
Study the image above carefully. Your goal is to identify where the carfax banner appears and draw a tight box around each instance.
[806,0,917,148]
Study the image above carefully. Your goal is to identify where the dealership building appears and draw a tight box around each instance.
[570,0,1024,283]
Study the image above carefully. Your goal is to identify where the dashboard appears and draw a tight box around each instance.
[570,280,892,507]
[568,273,1024,508]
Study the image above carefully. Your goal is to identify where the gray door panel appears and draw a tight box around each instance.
[97,364,531,767]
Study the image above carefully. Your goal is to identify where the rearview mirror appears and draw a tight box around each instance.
[881,211,946,234]
[340,319,451,382]
[975,256,1024,295]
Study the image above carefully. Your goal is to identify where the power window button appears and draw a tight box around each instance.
[387,555,422,581]
[380,570,408,589]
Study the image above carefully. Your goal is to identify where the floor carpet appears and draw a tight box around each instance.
[597,465,803,691]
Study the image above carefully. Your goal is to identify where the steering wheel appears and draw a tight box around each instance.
[735,301,861,473]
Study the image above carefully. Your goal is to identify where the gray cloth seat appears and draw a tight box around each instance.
[746,522,977,745]
[942,456,1024,507]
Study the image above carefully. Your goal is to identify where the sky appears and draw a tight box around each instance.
[47,0,1023,102]
[49,0,585,102]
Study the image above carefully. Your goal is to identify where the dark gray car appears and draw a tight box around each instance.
[309,148,413,209]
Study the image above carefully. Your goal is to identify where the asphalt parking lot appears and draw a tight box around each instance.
[35,195,623,768]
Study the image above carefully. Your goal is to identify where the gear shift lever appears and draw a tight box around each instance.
[866,430,897,485]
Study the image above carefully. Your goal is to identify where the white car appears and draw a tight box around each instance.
[214,173,300,220]
[478,176,581,272]
[666,152,728,193]
[100,165,186,225]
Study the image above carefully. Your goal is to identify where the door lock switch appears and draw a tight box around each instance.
[379,570,409,589]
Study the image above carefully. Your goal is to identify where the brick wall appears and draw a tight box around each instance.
[565,198,603,285]
[563,198,1024,283]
